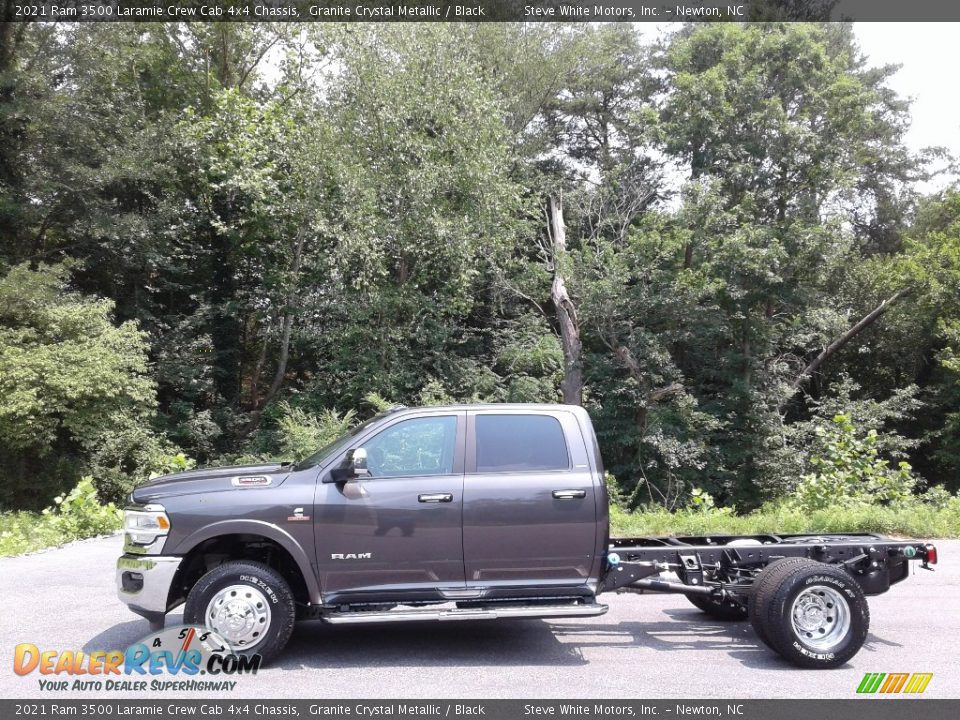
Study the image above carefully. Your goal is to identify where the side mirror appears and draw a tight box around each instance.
[325,448,370,483]
[352,448,370,477]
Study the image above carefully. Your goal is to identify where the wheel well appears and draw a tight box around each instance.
[169,534,310,610]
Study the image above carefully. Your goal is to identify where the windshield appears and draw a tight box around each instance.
[292,412,387,471]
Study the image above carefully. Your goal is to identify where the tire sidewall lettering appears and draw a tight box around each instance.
[239,573,279,604]
[792,641,835,661]
[803,574,855,599]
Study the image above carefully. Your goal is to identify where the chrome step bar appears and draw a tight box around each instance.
[321,602,608,625]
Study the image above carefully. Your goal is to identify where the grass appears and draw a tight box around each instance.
[0,511,73,556]
[0,509,123,557]
[0,477,122,557]
[610,500,960,539]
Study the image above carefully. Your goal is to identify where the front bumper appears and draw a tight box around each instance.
[116,554,182,619]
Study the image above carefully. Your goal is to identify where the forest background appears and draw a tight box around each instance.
[2,17,960,552]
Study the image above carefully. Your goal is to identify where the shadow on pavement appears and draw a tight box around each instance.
[275,618,588,670]
[83,612,185,653]
[81,607,903,673]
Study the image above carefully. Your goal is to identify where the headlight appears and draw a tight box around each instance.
[123,505,170,549]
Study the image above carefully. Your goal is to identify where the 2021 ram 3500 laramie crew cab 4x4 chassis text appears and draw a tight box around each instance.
[116,404,937,668]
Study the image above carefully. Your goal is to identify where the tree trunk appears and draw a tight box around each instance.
[790,288,911,392]
[548,195,583,406]
[258,228,307,409]
[236,228,308,439]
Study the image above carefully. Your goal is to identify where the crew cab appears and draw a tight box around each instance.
[116,404,937,668]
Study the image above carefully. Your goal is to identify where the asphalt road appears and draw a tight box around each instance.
[1,536,958,699]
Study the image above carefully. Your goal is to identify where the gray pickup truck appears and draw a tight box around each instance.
[117,403,937,668]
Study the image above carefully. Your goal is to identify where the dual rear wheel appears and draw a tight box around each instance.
[687,558,869,668]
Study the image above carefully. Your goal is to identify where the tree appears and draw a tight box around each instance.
[0,263,156,508]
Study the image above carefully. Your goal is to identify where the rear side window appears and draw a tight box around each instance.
[474,414,570,472]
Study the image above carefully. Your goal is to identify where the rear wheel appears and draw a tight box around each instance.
[748,557,813,648]
[686,594,748,620]
[749,559,869,668]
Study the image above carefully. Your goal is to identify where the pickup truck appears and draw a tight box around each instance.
[117,403,937,669]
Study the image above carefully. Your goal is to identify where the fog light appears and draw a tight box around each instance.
[121,571,144,593]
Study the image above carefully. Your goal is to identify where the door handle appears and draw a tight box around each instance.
[418,493,454,503]
[552,489,587,500]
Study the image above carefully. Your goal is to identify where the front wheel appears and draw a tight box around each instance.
[183,561,295,664]
[749,559,869,668]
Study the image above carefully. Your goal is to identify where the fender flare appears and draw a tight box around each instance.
[171,519,322,604]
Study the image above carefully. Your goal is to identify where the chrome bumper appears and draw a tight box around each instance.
[116,554,182,617]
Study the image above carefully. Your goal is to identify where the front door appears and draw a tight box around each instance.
[314,412,466,601]
[462,410,598,589]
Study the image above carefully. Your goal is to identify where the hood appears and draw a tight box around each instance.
[130,462,293,503]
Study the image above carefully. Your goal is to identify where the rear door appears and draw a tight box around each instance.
[462,410,598,589]
[314,411,466,600]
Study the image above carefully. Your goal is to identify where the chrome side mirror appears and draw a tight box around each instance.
[325,447,370,483]
[352,448,370,478]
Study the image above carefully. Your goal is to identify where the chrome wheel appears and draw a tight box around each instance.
[205,584,271,650]
[790,585,850,650]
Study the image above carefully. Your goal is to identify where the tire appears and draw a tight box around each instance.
[749,559,869,669]
[748,557,814,648]
[183,561,296,664]
[687,594,749,621]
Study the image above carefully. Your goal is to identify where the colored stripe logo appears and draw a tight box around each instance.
[857,672,933,694]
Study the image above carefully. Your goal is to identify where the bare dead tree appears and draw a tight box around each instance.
[547,195,583,406]
[790,288,912,393]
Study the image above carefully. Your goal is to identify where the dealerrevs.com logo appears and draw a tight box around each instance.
[856,672,933,694]
[13,625,260,692]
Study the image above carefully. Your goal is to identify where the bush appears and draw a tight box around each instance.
[45,476,122,537]
[610,496,960,538]
[275,402,357,460]
[0,477,121,556]
[85,411,187,503]
[791,413,919,512]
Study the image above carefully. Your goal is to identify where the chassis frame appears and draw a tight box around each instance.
[599,533,937,601]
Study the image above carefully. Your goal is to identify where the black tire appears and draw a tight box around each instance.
[687,594,749,621]
[749,559,869,669]
[183,561,295,664]
[748,557,814,648]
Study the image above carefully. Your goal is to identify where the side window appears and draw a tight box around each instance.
[474,415,570,473]
[362,416,458,477]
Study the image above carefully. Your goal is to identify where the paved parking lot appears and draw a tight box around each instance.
[2,536,957,699]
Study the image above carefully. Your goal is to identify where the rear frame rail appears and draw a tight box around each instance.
[601,534,936,597]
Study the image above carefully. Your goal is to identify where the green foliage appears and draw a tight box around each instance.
[148,453,196,480]
[364,392,394,414]
[0,477,121,557]
[689,487,724,514]
[791,414,919,512]
[0,263,158,508]
[45,476,123,537]
[609,497,960,539]
[0,263,155,449]
[275,403,357,460]
[1,23,957,518]
[85,411,189,503]
[604,472,628,510]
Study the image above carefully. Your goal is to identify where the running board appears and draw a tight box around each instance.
[320,603,608,625]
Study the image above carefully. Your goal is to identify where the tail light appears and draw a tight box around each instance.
[924,544,938,565]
